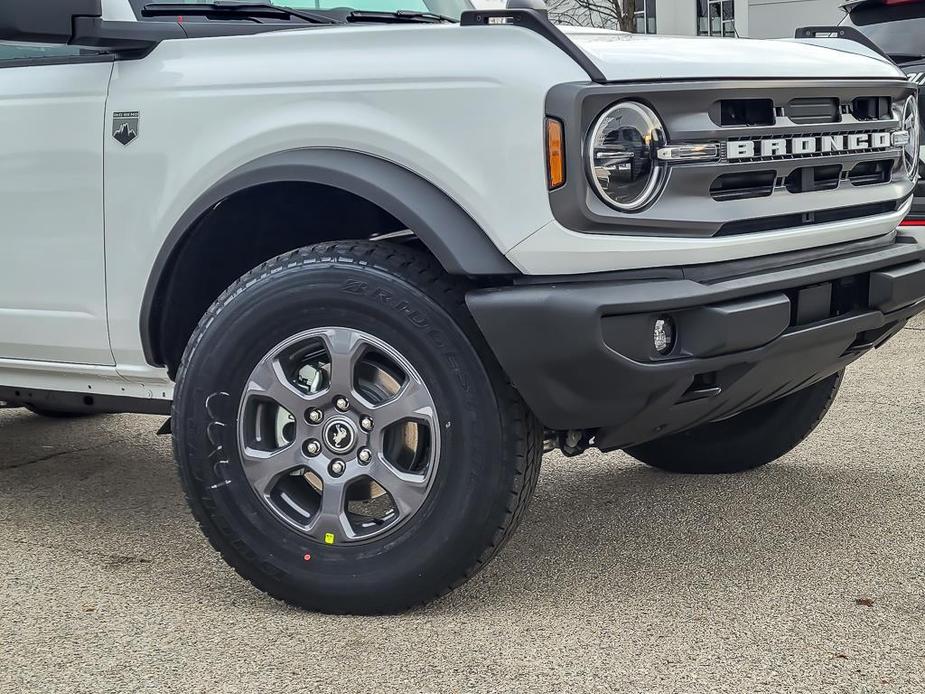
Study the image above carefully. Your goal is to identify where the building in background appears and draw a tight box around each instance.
[475,0,847,39]
[744,0,844,38]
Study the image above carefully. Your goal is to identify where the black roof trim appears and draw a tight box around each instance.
[460,8,607,84]
[842,0,925,9]
[794,25,893,61]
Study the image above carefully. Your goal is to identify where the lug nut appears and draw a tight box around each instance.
[358,448,372,464]
[303,439,321,457]
[360,416,374,432]
[307,408,324,424]
[335,396,350,412]
[329,459,346,477]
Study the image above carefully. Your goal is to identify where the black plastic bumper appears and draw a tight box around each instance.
[467,230,925,451]
[907,184,924,221]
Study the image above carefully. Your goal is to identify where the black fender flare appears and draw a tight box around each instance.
[140,148,518,366]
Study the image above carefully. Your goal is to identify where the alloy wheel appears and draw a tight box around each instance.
[237,327,440,545]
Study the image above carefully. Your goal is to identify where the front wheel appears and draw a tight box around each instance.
[625,372,843,474]
[172,242,541,614]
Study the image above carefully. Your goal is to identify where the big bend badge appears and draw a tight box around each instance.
[112,111,140,146]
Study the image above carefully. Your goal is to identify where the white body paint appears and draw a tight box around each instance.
[0,0,913,401]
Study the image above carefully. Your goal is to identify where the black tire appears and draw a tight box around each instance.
[172,241,542,614]
[24,405,97,419]
[625,372,843,474]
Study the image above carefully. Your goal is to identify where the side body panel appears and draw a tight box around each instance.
[103,25,587,375]
[0,60,114,364]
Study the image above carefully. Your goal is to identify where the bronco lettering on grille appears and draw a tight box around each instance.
[727,132,895,160]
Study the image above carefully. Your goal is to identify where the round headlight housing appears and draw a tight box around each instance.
[587,101,667,211]
[900,95,920,183]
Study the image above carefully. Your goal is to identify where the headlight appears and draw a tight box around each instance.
[900,95,920,183]
[587,101,667,211]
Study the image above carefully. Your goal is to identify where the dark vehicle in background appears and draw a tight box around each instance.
[842,0,925,226]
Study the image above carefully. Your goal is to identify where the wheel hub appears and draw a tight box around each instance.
[323,417,357,455]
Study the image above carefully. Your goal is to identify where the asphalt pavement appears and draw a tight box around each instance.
[2,314,924,693]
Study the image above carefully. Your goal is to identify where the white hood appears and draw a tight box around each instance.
[558,27,908,82]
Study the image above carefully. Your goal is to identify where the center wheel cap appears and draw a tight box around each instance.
[323,417,357,455]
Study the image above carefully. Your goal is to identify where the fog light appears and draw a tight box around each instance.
[653,316,675,355]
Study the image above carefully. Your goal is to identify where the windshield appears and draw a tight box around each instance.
[131,0,472,21]
[842,2,925,61]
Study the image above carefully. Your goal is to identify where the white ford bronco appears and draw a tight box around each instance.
[1,0,922,614]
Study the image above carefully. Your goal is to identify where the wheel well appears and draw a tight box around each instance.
[150,181,412,376]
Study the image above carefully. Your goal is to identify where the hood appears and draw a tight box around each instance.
[558,27,908,82]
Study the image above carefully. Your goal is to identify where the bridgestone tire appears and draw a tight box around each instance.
[625,372,843,474]
[172,241,542,614]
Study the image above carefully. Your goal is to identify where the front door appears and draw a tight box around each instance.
[0,43,114,364]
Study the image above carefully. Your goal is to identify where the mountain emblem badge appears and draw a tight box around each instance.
[112,111,140,146]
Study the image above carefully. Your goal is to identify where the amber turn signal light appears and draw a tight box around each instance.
[545,117,565,190]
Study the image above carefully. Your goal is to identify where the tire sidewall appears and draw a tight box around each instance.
[174,257,514,610]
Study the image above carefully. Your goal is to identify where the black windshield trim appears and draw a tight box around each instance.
[130,0,472,22]
[345,10,455,23]
[0,52,116,70]
[143,2,339,23]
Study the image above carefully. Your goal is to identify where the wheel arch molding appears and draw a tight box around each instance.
[139,148,517,368]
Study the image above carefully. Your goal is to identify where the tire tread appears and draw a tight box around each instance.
[172,240,541,613]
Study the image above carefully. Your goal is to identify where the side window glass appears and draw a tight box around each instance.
[0,41,102,63]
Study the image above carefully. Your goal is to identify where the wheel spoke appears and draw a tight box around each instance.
[242,357,319,415]
[320,328,366,398]
[240,445,302,497]
[369,378,435,428]
[367,454,429,518]
[307,477,356,541]
[300,453,333,481]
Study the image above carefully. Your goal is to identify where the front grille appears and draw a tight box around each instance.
[716,200,898,236]
[722,128,898,164]
[783,164,841,194]
[786,97,840,124]
[710,171,776,201]
[849,160,893,186]
[712,92,896,129]
[852,96,892,121]
[715,99,774,127]
[650,80,916,237]
[545,79,917,237]
[710,159,898,202]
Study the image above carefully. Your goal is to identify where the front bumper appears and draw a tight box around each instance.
[468,229,925,451]
[901,185,924,224]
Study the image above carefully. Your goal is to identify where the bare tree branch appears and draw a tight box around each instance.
[548,0,638,32]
